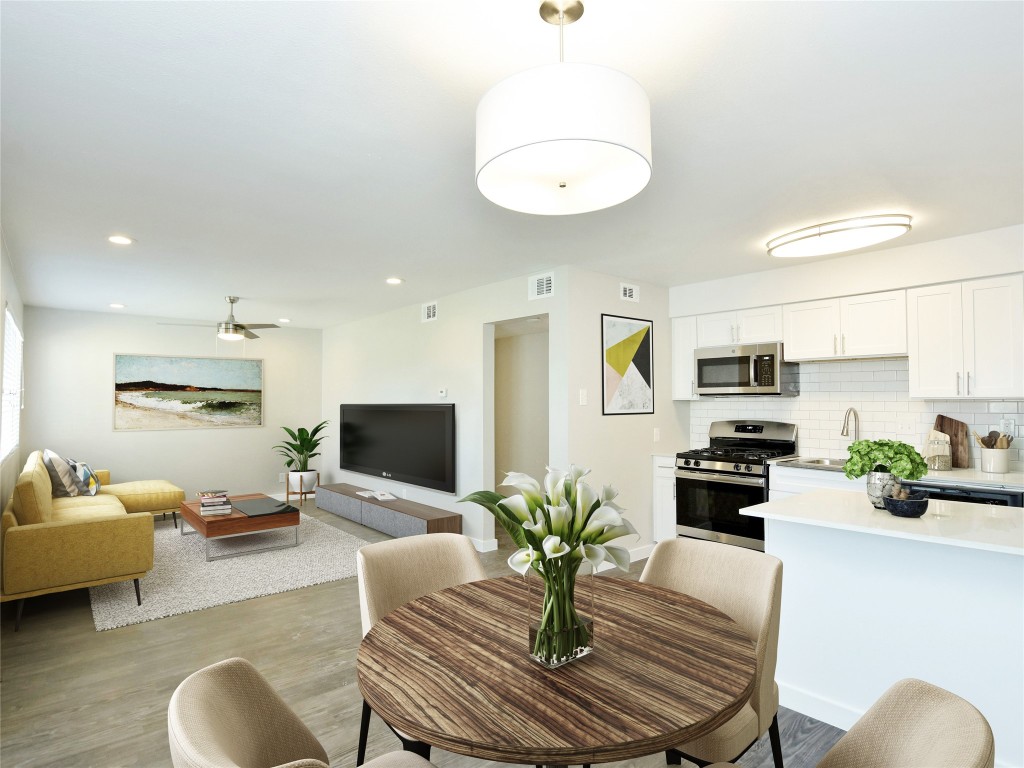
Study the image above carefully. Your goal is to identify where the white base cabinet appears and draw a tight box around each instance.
[907,274,1023,398]
[652,455,677,543]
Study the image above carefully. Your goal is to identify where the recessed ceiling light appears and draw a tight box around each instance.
[108,235,135,245]
[278,318,291,323]
[386,277,403,285]
[767,214,912,258]
[109,303,125,309]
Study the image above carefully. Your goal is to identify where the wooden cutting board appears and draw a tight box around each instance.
[934,414,970,468]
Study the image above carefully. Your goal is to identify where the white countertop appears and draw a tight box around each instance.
[774,457,1024,490]
[742,489,1023,556]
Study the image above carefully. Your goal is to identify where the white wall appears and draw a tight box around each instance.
[320,269,571,550]
[22,308,323,497]
[565,267,689,555]
[0,238,25,503]
[690,358,1023,472]
[494,331,548,486]
[670,225,1023,316]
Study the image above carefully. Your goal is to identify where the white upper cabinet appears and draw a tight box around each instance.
[910,275,1024,398]
[963,275,1024,397]
[783,290,906,360]
[671,316,698,400]
[696,306,782,347]
[840,291,907,357]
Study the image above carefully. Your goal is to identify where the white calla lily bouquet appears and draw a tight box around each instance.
[462,465,636,666]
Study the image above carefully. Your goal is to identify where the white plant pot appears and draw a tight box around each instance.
[288,470,318,492]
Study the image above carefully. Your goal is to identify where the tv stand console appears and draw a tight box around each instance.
[315,483,462,538]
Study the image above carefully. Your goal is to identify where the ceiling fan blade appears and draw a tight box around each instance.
[242,328,260,340]
[156,322,216,327]
[238,323,279,330]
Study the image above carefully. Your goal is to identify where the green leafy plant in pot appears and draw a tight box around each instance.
[274,420,329,494]
[844,439,927,509]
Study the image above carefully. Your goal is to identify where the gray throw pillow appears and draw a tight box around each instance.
[42,449,79,497]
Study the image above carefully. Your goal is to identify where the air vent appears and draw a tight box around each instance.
[421,302,438,323]
[528,272,554,300]
[620,283,639,302]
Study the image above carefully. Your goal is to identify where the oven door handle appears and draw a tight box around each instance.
[675,469,765,487]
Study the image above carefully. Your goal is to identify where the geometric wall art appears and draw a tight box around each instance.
[114,354,263,431]
[601,314,654,415]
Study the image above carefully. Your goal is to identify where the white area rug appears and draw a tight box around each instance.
[89,513,366,631]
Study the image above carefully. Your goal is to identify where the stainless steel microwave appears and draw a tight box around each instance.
[694,342,799,396]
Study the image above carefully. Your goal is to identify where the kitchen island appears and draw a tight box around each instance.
[742,490,1023,768]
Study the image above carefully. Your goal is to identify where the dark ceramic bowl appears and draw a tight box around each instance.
[883,491,929,518]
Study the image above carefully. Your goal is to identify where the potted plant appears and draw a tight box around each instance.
[844,439,927,508]
[274,420,329,494]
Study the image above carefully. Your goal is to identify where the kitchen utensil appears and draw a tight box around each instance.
[1008,435,1014,446]
[973,430,986,448]
[996,434,1009,449]
[988,430,1000,445]
[933,415,969,468]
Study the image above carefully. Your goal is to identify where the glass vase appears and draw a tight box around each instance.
[866,471,900,509]
[526,558,594,668]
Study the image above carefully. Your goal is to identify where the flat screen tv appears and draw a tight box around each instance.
[339,404,456,493]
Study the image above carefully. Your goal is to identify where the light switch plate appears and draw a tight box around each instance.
[999,418,1016,434]
[579,388,588,406]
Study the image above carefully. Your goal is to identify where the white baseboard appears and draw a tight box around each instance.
[472,537,499,553]
[778,680,862,731]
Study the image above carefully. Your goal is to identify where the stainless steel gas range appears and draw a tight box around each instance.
[675,420,798,551]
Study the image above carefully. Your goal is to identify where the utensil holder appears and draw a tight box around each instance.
[980,448,1009,474]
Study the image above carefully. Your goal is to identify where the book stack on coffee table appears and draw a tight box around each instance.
[197,490,232,516]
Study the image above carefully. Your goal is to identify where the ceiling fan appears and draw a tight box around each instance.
[159,296,279,341]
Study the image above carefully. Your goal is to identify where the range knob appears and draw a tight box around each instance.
[693,460,701,468]
[733,463,742,472]
[683,459,691,467]
[745,464,753,472]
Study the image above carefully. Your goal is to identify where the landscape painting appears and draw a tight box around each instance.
[114,355,263,431]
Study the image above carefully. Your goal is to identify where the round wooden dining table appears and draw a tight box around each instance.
[357,574,757,766]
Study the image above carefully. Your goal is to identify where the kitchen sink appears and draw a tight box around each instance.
[777,457,847,471]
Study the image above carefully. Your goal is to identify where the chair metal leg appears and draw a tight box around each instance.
[14,598,25,632]
[768,713,784,768]
[134,578,142,606]
[357,699,371,766]
[398,734,431,760]
[173,509,178,529]
[666,748,683,765]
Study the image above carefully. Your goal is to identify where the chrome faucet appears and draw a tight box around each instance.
[841,407,860,442]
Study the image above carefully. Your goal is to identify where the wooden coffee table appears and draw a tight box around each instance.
[178,493,300,562]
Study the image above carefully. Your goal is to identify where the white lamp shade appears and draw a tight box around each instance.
[767,214,913,258]
[476,62,652,216]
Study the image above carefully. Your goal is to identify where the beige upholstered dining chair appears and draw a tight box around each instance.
[356,533,488,766]
[707,677,995,768]
[640,537,784,768]
[167,656,442,768]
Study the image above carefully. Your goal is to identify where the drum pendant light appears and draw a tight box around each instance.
[475,1,652,216]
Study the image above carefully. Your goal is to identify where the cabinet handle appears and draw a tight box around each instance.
[956,372,961,395]
[691,379,696,395]
[842,334,846,355]
[731,324,737,342]
[834,334,838,355]
[967,371,971,396]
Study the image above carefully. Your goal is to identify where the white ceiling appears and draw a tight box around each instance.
[2,1,1021,330]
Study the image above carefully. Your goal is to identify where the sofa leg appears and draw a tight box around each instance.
[14,599,25,632]
[172,509,178,529]
[134,579,142,606]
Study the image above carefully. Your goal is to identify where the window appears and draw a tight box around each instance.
[1,307,24,461]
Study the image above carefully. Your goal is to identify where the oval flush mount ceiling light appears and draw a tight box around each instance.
[108,234,135,245]
[475,1,652,216]
[385,277,403,285]
[767,214,912,258]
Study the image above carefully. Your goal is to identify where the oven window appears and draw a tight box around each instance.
[697,356,751,389]
[676,475,765,539]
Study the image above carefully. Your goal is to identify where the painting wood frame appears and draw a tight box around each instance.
[113,354,264,431]
[601,314,654,415]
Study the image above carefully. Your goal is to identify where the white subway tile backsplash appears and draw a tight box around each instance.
[688,358,1024,472]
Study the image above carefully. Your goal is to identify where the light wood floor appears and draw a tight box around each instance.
[0,501,844,768]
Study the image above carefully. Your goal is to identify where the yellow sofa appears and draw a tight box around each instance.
[2,451,184,630]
